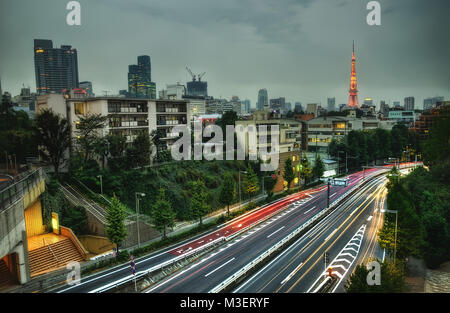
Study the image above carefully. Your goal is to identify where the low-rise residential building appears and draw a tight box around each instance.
[306,112,396,153]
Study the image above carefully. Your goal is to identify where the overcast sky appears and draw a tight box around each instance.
[1,0,449,109]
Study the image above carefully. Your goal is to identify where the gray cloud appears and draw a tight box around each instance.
[0,0,448,109]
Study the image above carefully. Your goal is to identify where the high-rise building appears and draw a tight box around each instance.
[79,81,94,97]
[306,103,318,116]
[379,100,390,118]
[241,99,251,114]
[128,55,156,99]
[393,101,401,108]
[34,39,79,94]
[424,96,444,111]
[186,70,207,97]
[294,102,303,113]
[285,102,292,112]
[327,97,336,112]
[270,97,285,113]
[347,41,359,108]
[257,89,268,110]
[404,97,415,111]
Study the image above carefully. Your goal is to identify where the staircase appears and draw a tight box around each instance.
[0,259,15,290]
[29,238,84,277]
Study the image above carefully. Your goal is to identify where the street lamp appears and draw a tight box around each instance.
[97,175,103,195]
[238,170,247,204]
[135,192,146,248]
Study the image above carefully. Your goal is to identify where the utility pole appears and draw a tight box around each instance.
[135,192,146,248]
[327,178,331,208]
[97,175,103,195]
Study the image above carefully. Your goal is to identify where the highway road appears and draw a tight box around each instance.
[54,164,413,293]
[144,167,390,293]
[233,173,389,293]
[52,173,341,293]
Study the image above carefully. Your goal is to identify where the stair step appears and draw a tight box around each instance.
[28,237,84,277]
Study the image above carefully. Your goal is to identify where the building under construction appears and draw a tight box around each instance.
[186,67,208,97]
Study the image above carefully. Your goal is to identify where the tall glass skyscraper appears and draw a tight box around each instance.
[257,88,268,110]
[128,55,156,99]
[34,39,79,94]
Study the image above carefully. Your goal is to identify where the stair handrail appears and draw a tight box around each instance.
[43,237,59,268]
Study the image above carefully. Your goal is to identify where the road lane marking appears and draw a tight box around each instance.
[280,262,303,285]
[367,215,373,221]
[267,226,285,238]
[324,228,338,242]
[303,206,316,214]
[204,258,235,277]
[330,193,336,197]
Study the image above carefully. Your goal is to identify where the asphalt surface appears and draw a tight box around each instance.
[54,164,415,293]
[52,177,332,293]
[233,173,389,293]
[145,168,384,293]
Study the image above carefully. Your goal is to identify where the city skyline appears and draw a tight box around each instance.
[0,0,449,108]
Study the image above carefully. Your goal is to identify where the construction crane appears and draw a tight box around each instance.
[186,67,196,81]
[198,72,206,81]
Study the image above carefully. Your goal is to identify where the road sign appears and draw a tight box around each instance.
[332,179,348,187]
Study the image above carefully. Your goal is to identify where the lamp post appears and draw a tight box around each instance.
[135,192,146,248]
[97,175,103,195]
[238,171,247,204]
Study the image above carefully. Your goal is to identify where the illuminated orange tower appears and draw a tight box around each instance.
[347,41,359,108]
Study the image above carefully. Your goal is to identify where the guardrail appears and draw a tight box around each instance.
[0,167,44,211]
[209,168,393,293]
[90,236,226,293]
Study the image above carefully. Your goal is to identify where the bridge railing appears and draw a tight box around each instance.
[0,167,44,211]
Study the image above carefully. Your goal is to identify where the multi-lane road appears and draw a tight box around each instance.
[54,164,414,293]
[144,167,393,293]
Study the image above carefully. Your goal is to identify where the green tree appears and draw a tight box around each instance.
[107,134,127,158]
[243,165,259,202]
[151,188,176,239]
[300,153,313,187]
[219,172,236,217]
[345,260,405,293]
[35,109,71,176]
[106,194,128,254]
[283,157,295,190]
[132,132,151,167]
[422,117,450,168]
[75,113,107,162]
[190,180,209,225]
[312,155,325,180]
[93,136,109,169]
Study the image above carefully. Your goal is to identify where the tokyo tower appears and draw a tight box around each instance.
[347,41,359,108]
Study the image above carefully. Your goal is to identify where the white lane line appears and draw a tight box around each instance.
[267,226,285,238]
[367,215,373,221]
[204,258,235,277]
[330,192,337,197]
[303,206,316,214]
[281,262,303,285]
[324,228,338,242]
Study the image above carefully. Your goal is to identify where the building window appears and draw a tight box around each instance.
[74,102,85,115]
